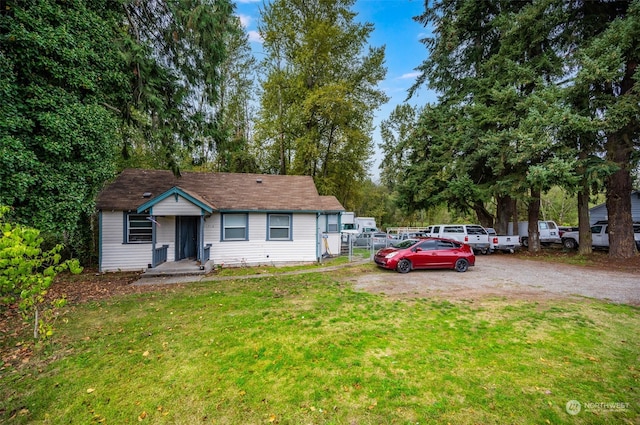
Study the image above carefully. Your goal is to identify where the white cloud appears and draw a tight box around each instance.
[398,71,421,80]
[237,14,251,28]
[248,30,263,43]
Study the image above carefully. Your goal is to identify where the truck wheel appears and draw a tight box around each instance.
[563,238,577,250]
[454,258,469,273]
[521,237,528,248]
[396,259,412,274]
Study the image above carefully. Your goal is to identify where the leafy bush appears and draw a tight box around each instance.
[0,206,82,339]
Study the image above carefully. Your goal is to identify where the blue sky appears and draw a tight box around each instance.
[234,0,436,180]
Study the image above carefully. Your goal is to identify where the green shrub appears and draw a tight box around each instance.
[0,206,82,339]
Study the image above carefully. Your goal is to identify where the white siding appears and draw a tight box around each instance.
[318,212,341,256]
[100,211,152,272]
[153,195,202,216]
[322,233,342,257]
[155,216,176,262]
[207,212,318,266]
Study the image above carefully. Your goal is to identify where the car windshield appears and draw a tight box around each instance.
[393,239,420,249]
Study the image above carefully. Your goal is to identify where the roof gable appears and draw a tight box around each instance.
[137,186,213,214]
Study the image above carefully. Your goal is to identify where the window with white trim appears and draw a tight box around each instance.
[223,213,248,240]
[268,214,291,240]
[127,214,152,243]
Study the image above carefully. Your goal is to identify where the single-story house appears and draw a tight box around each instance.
[96,169,345,272]
[589,190,640,224]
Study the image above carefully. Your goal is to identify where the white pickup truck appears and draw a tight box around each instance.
[427,224,491,254]
[561,221,640,250]
[485,228,521,253]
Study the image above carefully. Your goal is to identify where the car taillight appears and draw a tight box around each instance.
[465,236,468,242]
[493,237,498,244]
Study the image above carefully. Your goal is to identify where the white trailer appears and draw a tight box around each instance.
[355,217,378,233]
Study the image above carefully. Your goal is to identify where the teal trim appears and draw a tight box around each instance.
[137,186,213,214]
[122,211,127,243]
[216,209,323,214]
[316,213,320,261]
[99,211,103,272]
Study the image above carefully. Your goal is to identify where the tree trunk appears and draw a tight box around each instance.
[605,132,636,259]
[527,188,541,253]
[473,201,494,229]
[495,195,514,235]
[577,182,592,255]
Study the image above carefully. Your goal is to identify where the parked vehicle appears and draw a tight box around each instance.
[353,232,390,249]
[561,221,640,250]
[340,212,358,242]
[558,226,578,238]
[374,237,475,273]
[386,227,430,238]
[485,228,521,253]
[508,221,562,247]
[395,231,429,241]
[427,224,490,254]
[355,217,378,233]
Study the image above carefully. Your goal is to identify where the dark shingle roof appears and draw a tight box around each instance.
[96,169,345,212]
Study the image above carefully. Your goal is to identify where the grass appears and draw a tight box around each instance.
[212,248,371,277]
[1,268,639,424]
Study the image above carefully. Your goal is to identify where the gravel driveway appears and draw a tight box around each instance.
[352,255,640,305]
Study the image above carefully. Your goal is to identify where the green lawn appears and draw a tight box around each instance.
[1,267,638,424]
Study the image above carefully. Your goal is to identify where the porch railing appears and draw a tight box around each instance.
[153,244,169,267]
[203,243,212,263]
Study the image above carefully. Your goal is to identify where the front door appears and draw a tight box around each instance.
[177,216,198,260]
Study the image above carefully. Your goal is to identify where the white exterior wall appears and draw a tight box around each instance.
[155,216,176,262]
[100,210,323,271]
[322,233,342,257]
[318,213,342,256]
[153,196,202,216]
[100,211,152,272]
[206,212,318,266]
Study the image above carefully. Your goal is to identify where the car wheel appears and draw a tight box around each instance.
[521,237,528,248]
[563,238,577,249]
[396,259,411,274]
[454,258,469,273]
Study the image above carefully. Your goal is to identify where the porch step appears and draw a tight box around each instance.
[141,260,214,278]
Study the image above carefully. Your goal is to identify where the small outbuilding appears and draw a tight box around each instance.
[96,169,345,272]
[589,190,640,224]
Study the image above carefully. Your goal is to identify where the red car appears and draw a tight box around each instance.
[374,237,475,273]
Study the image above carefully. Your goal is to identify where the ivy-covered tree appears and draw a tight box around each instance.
[0,0,126,259]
